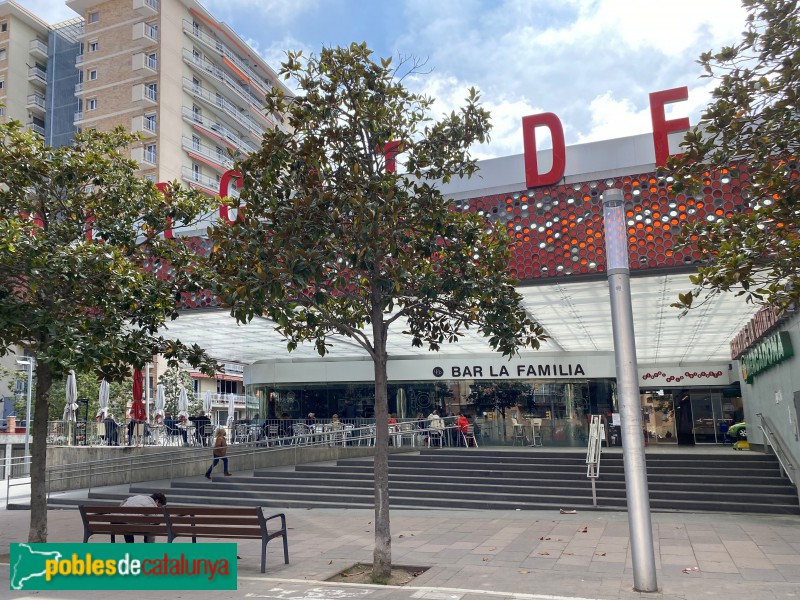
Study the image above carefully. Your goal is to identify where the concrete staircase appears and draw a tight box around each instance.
[50,449,800,515]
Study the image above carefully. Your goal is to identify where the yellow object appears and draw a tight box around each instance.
[733,440,750,450]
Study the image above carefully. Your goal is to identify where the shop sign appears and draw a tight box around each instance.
[740,331,793,383]
[437,362,585,379]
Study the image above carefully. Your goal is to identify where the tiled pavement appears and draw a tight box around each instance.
[3,489,800,599]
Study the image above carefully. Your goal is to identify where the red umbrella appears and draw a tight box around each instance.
[131,369,147,421]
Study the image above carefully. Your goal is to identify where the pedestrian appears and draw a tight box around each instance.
[119,492,167,543]
[205,428,232,479]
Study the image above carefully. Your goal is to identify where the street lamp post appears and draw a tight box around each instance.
[16,357,35,473]
[601,188,658,592]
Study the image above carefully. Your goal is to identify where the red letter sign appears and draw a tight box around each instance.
[523,113,566,188]
[218,170,243,224]
[649,86,690,167]
[154,182,174,239]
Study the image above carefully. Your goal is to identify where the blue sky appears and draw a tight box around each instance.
[21,0,747,159]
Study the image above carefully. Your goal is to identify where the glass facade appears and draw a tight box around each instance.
[246,378,617,447]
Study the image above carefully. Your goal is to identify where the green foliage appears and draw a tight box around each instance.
[47,371,132,422]
[208,42,548,577]
[157,366,200,415]
[667,0,800,313]
[210,43,546,359]
[0,123,218,379]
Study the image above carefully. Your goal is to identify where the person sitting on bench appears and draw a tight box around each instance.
[119,492,167,543]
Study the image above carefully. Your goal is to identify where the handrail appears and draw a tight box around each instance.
[5,455,31,507]
[43,421,453,499]
[756,412,797,486]
[586,414,604,507]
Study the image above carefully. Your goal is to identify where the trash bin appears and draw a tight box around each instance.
[6,415,16,433]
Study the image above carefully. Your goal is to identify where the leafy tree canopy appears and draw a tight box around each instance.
[0,122,218,542]
[668,0,799,313]
[208,42,547,579]
[158,366,200,416]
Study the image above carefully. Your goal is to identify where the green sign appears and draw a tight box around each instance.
[741,331,794,383]
[9,543,237,590]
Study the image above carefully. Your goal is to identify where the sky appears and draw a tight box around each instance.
[19,0,748,159]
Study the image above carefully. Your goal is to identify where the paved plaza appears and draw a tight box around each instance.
[2,473,800,600]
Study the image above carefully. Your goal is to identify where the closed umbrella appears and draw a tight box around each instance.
[396,387,407,419]
[154,384,165,421]
[226,393,236,428]
[203,390,212,416]
[130,369,147,421]
[177,385,189,420]
[96,380,110,419]
[63,370,78,446]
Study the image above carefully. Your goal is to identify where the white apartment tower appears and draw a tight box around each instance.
[0,1,50,134]
[64,0,289,192]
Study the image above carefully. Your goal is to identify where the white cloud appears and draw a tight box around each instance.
[15,0,77,24]
[202,0,322,28]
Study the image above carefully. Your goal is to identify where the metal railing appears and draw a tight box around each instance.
[182,77,263,137]
[182,48,266,114]
[29,38,48,56]
[182,136,234,170]
[181,166,219,193]
[28,66,47,82]
[756,412,797,486]
[26,93,46,110]
[181,106,255,154]
[43,420,462,498]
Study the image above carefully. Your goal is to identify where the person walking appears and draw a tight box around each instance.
[205,428,232,479]
[119,492,167,543]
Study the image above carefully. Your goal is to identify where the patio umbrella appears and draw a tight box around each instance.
[153,384,165,421]
[63,370,78,446]
[96,380,110,419]
[226,393,236,427]
[396,387,407,419]
[177,385,189,420]
[130,369,147,422]
[203,390,212,415]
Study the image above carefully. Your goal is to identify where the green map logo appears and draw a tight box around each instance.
[10,543,237,590]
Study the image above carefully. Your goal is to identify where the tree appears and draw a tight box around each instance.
[0,123,217,542]
[47,370,132,422]
[667,0,800,313]
[208,43,547,580]
[157,366,200,416]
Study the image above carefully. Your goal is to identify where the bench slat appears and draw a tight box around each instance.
[171,525,262,538]
[167,516,262,526]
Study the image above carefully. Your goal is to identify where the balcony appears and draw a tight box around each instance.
[29,38,48,59]
[132,114,157,137]
[180,106,255,155]
[132,145,157,167]
[131,82,157,104]
[181,48,266,116]
[132,0,158,16]
[26,93,46,115]
[75,54,84,66]
[181,165,219,195]
[74,111,83,124]
[181,19,273,98]
[182,136,234,171]
[182,77,262,139]
[75,82,83,94]
[27,66,47,87]
[131,21,158,45]
[26,122,45,137]
[132,51,158,73]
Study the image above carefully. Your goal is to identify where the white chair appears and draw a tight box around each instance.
[398,422,416,447]
[461,425,478,448]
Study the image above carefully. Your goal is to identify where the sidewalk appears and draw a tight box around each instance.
[3,486,800,600]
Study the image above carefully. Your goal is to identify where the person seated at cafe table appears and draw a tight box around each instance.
[164,412,187,445]
[189,410,212,446]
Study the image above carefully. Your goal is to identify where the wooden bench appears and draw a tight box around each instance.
[79,504,289,573]
[79,505,168,544]
[165,506,289,573]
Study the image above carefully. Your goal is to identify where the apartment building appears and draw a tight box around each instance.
[0,1,50,133]
[64,0,288,198]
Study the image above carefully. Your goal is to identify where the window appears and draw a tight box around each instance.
[145,22,158,40]
[192,163,200,180]
[145,82,157,101]
[0,107,4,117]
[87,97,97,111]
[0,49,6,61]
[144,112,156,132]
[1,21,7,32]
[146,52,157,70]
[88,69,97,81]
[88,40,99,52]
[192,105,201,122]
[0,79,4,89]
[144,174,155,182]
[88,11,99,24]
[216,146,224,163]
[192,21,200,36]
[192,77,200,93]
[217,380,237,395]
[191,135,200,150]
[192,379,200,395]
[144,144,156,163]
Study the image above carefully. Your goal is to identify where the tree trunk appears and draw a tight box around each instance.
[371,313,391,580]
[29,358,52,543]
